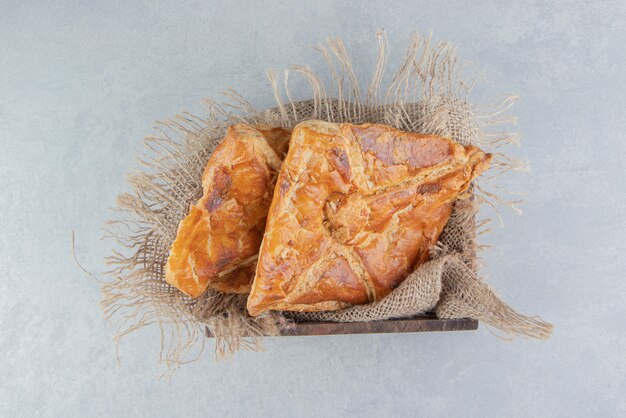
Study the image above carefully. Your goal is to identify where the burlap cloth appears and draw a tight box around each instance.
[101,32,552,371]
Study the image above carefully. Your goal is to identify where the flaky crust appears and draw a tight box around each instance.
[247,120,492,315]
[165,124,290,298]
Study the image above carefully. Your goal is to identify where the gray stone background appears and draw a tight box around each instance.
[1,1,624,417]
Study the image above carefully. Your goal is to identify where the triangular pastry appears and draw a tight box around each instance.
[165,124,290,297]
[247,120,491,315]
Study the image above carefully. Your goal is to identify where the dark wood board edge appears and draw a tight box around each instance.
[205,317,478,338]
[279,317,478,337]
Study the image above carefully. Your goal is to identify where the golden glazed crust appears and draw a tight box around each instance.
[247,120,492,316]
[165,124,291,298]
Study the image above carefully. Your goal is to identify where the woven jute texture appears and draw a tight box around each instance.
[101,32,552,373]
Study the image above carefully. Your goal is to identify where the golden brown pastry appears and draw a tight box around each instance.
[247,120,491,316]
[165,124,290,297]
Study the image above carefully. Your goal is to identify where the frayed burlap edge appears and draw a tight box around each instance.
[100,31,552,376]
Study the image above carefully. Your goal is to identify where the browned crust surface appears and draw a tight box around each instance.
[247,120,491,315]
[165,125,291,297]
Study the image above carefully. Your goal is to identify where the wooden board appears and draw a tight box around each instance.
[205,316,478,337]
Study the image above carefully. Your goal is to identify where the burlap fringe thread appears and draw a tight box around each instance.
[101,31,552,375]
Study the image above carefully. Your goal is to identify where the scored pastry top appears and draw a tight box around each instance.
[247,120,491,316]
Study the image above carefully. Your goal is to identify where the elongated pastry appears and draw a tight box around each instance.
[247,120,491,315]
[165,124,290,297]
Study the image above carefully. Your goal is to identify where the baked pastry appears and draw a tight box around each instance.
[165,124,290,297]
[247,120,491,315]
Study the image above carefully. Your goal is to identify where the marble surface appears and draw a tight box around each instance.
[1,1,625,416]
